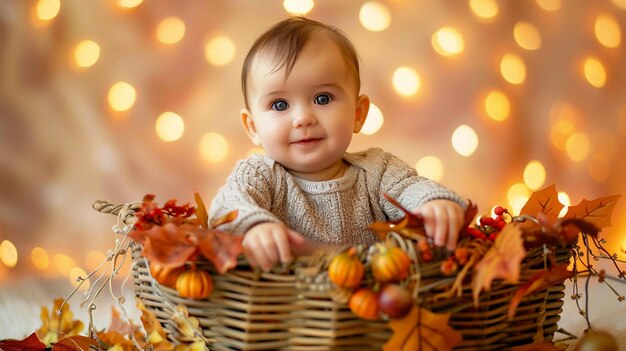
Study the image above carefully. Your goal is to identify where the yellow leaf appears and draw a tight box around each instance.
[194,191,209,229]
[384,306,462,351]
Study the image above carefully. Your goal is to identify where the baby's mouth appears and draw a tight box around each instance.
[292,138,322,145]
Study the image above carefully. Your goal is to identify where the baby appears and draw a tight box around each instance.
[209,17,467,271]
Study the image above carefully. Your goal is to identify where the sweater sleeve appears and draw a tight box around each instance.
[372,149,467,219]
[208,156,282,234]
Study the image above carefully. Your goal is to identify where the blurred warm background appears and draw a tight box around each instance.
[1,0,625,342]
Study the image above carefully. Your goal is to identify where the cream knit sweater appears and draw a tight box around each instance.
[208,148,466,246]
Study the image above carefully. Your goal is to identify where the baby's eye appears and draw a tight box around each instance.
[271,100,289,111]
[314,94,332,105]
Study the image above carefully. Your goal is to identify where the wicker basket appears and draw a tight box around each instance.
[96,201,571,350]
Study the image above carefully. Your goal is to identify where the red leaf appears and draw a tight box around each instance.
[368,193,427,240]
[564,195,620,230]
[0,333,46,351]
[198,230,244,274]
[508,263,573,319]
[520,184,563,224]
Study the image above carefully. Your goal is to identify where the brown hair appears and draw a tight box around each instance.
[241,17,361,108]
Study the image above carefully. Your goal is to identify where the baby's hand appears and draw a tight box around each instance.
[243,222,305,271]
[411,199,464,251]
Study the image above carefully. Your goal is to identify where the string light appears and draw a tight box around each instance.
[583,57,607,88]
[117,0,143,8]
[565,132,591,161]
[74,40,100,68]
[0,240,18,268]
[523,160,546,190]
[535,0,561,12]
[35,0,60,21]
[469,0,499,21]
[595,14,621,48]
[108,81,136,112]
[484,90,510,121]
[500,53,526,85]
[513,22,542,50]
[558,192,571,217]
[31,247,50,270]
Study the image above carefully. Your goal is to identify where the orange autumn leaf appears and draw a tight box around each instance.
[194,191,209,229]
[136,299,174,350]
[130,222,200,269]
[508,262,573,319]
[510,342,563,351]
[199,230,244,274]
[50,335,99,351]
[384,306,462,351]
[520,184,563,225]
[563,194,620,230]
[369,193,427,240]
[472,224,526,305]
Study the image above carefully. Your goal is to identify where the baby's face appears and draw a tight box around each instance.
[243,34,368,181]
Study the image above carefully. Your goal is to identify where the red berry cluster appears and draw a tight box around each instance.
[464,206,509,242]
[440,247,471,275]
[416,239,434,262]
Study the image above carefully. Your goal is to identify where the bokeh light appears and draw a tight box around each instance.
[205,36,236,66]
[74,40,100,68]
[155,112,185,142]
[31,247,50,270]
[156,16,185,44]
[513,22,542,50]
[484,90,510,121]
[283,0,314,15]
[360,103,384,135]
[0,240,18,268]
[587,153,611,183]
[523,160,546,190]
[85,250,107,272]
[583,57,606,88]
[200,132,228,162]
[392,67,421,96]
[565,132,591,161]
[451,125,479,157]
[416,156,444,182]
[535,0,561,11]
[359,2,391,32]
[108,81,136,112]
[432,27,464,57]
[117,0,143,8]
[36,0,60,21]
[469,0,499,21]
[500,53,526,85]
[558,191,571,217]
[52,253,76,276]
[595,14,621,48]
[507,182,531,215]
[69,267,90,291]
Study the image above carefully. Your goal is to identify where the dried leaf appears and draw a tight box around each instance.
[198,229,244,274]
[508,263,573,319]
[211,209,239,229]
[136,299,174,350]
[520,184,563,224]
[95,330,134,351]
[472,224,526,305]
[51,335,99,351]
[510,342,563,351]
[564,194,620,230]
[194,191,209,229]
[369,193,427,240]
[36,298,84,345]
[172,305,202,339]
[0,333,46,351]
[384,306,462,351]
[129,222,199,269]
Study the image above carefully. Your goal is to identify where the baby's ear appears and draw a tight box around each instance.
[241,108,261,145]
[353,94,370,133]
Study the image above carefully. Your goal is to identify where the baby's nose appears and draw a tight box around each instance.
[292,107,317,127]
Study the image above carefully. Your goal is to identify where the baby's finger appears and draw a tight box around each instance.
[431,207,447,248]
[243,238,260,268]
[273,231,293,263]
[446,208,462,251]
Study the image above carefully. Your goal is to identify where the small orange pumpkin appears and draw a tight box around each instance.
[149,261,185,288]
[175,268,213,299]
[348,287,380,320]
[328,247,365,289]
[371,244,411,283]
